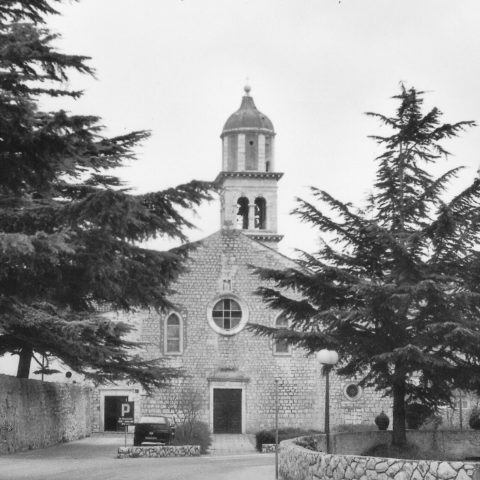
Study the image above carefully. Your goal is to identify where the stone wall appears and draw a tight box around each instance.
[140,230,325,433]
[117,445,200,458]
[279,433,480,480]
[0,374,92,454]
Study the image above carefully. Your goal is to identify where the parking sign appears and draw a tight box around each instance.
[121,401,134,419]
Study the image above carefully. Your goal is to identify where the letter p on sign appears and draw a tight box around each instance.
[121,401,134,418]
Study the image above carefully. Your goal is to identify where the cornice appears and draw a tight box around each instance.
[215,171,284,184]
[244,232,284,243]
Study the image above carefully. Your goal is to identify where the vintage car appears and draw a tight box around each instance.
[133,416,176,446]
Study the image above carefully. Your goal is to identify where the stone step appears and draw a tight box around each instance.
[209,434,257,455]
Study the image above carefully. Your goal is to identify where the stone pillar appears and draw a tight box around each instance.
[237,134,245,171]
[248,203,255,230]
[270,138,275,171]
[222,137,229,170]
[258,134,266,171]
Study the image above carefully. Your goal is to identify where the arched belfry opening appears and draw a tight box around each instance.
[255,197,267,230]
[236,197,249,229]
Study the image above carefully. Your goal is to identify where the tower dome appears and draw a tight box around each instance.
[222,85,275,135]
[220,85,276,173]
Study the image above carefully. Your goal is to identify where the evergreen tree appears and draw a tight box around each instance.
[0,0,213,391]
[252,86,480,445]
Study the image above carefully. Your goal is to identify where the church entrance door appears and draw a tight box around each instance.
[213,388,242,433]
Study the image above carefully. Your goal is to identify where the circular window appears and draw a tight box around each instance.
[344,383,362,401]
[207,296,249,336]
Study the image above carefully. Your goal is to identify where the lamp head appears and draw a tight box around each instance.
[316,349,339,365]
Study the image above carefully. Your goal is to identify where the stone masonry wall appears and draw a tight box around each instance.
[137,229,390,433]
[0,374,92,454]
[117,445,200,458]
[280,435,480,480]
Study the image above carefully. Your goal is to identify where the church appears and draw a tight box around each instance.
[93,87,391,434]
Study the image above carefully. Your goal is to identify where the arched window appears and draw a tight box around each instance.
[237,197,249,229]
[255,197,267,230]
[165,313,183,354]
[273,314,290,355]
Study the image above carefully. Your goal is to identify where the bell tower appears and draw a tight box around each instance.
[216,86,283,247]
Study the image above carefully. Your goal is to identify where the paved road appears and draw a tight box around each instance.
[0,435,276,480]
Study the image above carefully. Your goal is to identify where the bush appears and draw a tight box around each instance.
[469,408,480,430]
[255,427,322,452]
[406,403,433,430]
[171,421,211,454]
[295,436,318,451]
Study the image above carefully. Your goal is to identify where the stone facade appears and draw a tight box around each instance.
[139,228,323,433]
[112,229,389,434]
[279,434,480,480]
[91,88,391,435]
[0,374,92,454]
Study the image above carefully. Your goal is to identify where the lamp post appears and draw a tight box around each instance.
[316,349,339,454]
[275,378,279,480]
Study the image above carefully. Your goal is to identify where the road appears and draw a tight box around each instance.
[0,435,275,480]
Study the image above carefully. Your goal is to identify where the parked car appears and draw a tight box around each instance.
[133,416,176,446]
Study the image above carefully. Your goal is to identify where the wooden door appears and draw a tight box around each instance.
[213,389,242,433]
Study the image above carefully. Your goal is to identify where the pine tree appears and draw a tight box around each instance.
[251,86,480,446]
[0,1,213,391]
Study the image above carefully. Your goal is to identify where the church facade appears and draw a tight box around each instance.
[92,87,391,434]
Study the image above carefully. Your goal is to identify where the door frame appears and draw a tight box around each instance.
[209,381,246,434]
[99,388,136,432]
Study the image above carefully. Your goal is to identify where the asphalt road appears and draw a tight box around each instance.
[0,435,276,480]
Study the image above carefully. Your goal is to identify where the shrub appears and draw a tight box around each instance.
[295,436,318,451]
[255,427,322,452]
[406,403,433,430]
[171,421,211,454]
[469,408,480,430]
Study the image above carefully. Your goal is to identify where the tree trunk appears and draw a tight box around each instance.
[16,346,33,378]
[392,380,407,446]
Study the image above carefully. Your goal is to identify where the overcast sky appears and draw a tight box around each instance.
[46,0,480,256]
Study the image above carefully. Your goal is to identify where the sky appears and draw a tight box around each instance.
[43,0,480,257]
[9,0,462,259]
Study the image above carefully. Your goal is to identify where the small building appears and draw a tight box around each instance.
[94,87,391,434]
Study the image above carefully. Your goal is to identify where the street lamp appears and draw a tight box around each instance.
[316,349,339,454]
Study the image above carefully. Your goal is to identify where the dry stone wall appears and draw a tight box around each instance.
[0,374,92,454]
[117,445,200,458]
[279,434,480,480]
